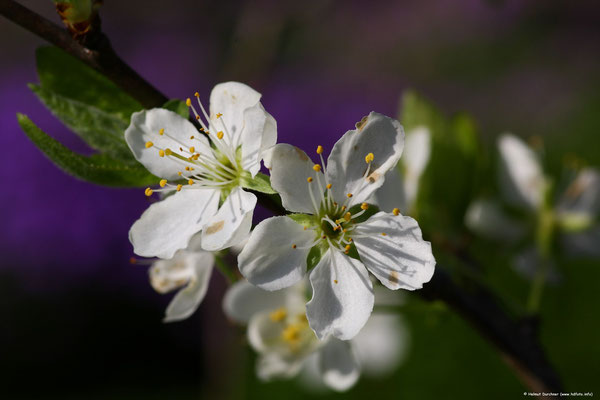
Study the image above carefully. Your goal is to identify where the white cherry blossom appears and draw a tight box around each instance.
[222,280,408,391]
[238,112,435,340]
[125,82,276,259]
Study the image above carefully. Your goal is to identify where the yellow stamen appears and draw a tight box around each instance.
[188,179,194,185]
[392,208,400,216]
[361,202,369,210]
[292,244,297,249]
[313,164,321,172]
[176,184,183,191]
[334,279,338,284]
[341,206,347,211]
[158,149,165,157]
[326,183,332,189]
[282,324,301,344]
[190,136,195,140]
[159,179,167,188]
[316,145,323,154]
[347,193,353,198]
[129,257,137,264]
[345,244,351,251]
[365,152,374,163]
[217,131,224,139]
[159,128,164,135]
[144,187,153,197]
[269,308,287,322]
[194,92,200,98]
[185,98,191,107]
[195,115,200,120]
[177,171,183,176]
[381,232,387,236]
[344,212,352,221]
[216,113,223,118]
[307,177,313,183]
[145,141,154,148]
[165,148,173,156]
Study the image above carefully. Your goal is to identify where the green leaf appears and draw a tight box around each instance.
[29,84,137,164]
[240,172,277,194]
[18,113,157,187]
[162,99,190,119]
[35,46,142,119]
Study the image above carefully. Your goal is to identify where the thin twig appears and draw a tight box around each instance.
[0,0,562,393]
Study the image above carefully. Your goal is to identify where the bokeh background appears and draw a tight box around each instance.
[1,0,599,399]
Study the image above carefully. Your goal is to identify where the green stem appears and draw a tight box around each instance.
[527,205,555,314]
[214,255,238,284]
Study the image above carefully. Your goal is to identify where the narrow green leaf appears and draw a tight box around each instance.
[36,46,142,119]
[29,84,137,164]
[18,113,157,187]
[162,99,190,119]
[240,172,277,194]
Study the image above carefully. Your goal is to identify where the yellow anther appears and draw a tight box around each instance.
[313,164,321,172]
[343,228,347,233]
[334,279,338,284]
[185,98,192,107]
[185,166,191,171]
[269,308,287,322]
[217,131,224,139]
[159,128,164,135]
[159,179,167,188]
[165,148,173,156]
[365,152,374,163]
[292,244,297,249]
[129,257,137,264]
[189,146,195,153]
[145,141,154,148]
[195,115,201,120]
[194,92,200,97]
[303,226,307,230]
[344,212,352,221]
[361,202,369,210]
[392,208,400,216]
[321,235,326,239]
[381,232,387,236]
[177,171,183,176]
[176,184,183,191]
[192,154,200,160]
[316,145,323,154]
[282,324,301,344]
[188,179,194,185]
[158,149,165,157]
[345,244,351,251]
[333,202,338,207]
[326,183,332,189]
[307,177,313,183]
[347,193,353,198]
[341,206,347,211]
[190,136,195,140]
[144,187,153,197]
[216,113,223,118]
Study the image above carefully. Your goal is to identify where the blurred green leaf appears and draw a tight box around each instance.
[29,84,137,164]
[162,99,190,119]
[240,172,277,194]
[35,46,142,119]
[18,113,157,187]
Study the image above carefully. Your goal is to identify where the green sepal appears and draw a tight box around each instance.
[306,244,325,271]
[18,113,157,187]
[162,99,190,119]
[287,213,316,228]
[240,172,277,194]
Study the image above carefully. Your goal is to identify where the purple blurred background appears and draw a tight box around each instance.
[2,0,599,398]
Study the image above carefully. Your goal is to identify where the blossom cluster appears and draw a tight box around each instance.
[125,82,436,390]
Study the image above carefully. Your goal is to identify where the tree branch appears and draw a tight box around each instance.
[0,0,168,109]
[0,0,562,393]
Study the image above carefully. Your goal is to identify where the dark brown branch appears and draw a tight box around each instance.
[0,0,562,393]
[0,0,168,109]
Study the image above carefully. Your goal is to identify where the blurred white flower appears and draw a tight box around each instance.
[372,126,432,214]
[238,113,435,341]
[223,280,408,391]
[125,82,276,259]
[465,133,600,277]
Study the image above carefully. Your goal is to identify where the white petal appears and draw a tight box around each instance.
[256,353,304,381]
[497,133,545,210]
[238,216,315,290]
[129,188,220,259]
[306,250,374,340]
[163,252,215,322]
[353,212,435,291]
[402,126,431,208]
[222,280,289,324]
[201,187,257,251]
[239,104,278,177]
[465,199,526,242]
[318,338,360,391]
[125,109,211,180]
[247,312,285,353]
[352,313,409,377]
[264,144,326,214]
[370,165,408,213]
[557,168,600,220]
[327,112,404,206]
[209,81,262,145]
